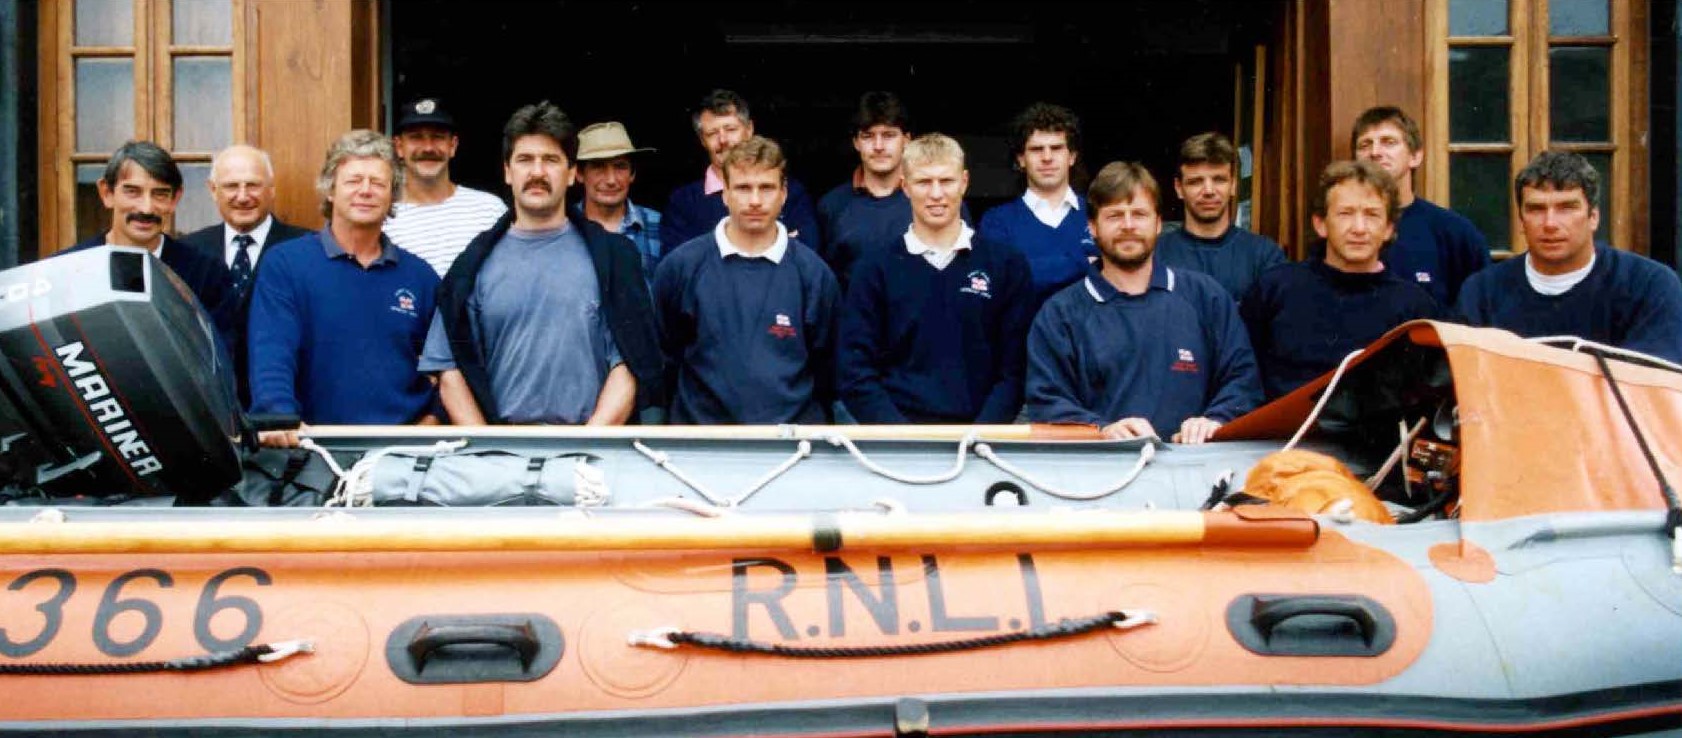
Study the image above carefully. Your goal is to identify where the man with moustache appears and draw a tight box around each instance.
[181,144,312,406]
[572,121,663,285]
[384,97,509,275]
[247,130,441,446]
[653,136,841,425]
[426,102,663,425]
[660,89,823,256]
[67,141,231,317]
[1241,161,1444,399]
[978,102,1097,305]
[838,133,1033,424]
[1457,151,1682,363]
[1025,161,1260,444]
[1154,132,1287,301]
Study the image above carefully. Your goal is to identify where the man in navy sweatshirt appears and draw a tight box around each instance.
[247,130,440,446]
[1352,106,1490,306]
[1457,151,1682,364]
[1242,161,1444,399]
[1026,161,1261,444]
[1155,132,1287,302]
[838,134,1034,424]
[424,101,663,426]
[653,136,842,424]
[660,89,822,257]
[978,102,1097,305]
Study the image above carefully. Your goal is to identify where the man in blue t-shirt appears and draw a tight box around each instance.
[422,101,662,426]
[978,102,1097,305]
[1155,132,1287,302]
[654,136,841,425]
[247,130,440,447]
[1242,161,1443,399]
[838,134,1034,424]
[1025,161,1261,444]
[1352,106,1490,306]
[661,89,822,257]
[1457,151,1682,364]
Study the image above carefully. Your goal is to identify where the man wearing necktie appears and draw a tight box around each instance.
[182,144,312,407]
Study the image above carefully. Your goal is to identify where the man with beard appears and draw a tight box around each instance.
[1154,132,1287,301]
[978,102,1097,305]
[661,89,822,257]
[424,102,663,425]
[816,91,969,291]
[384,97,509,275]
[654,136,841,425]
[1241,161,1443,399]
[1025,161,1260,444]
[1352,106,1489,306]
[838,134,1033,424]
[247,130,440,446]
[67,141,231,319]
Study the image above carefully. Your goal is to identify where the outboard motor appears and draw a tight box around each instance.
[0,246,244,503]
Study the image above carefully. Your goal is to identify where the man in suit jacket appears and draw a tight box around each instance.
[180,144,312,406]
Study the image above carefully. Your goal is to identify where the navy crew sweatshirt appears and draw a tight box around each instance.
[838,236,1034,423]
[816,181,971,292]
[977,198,1096,305]
[1241,260,1446,399]
[653,228,842,424]
[661,177,823,259]
[1386,197,1491,307]
[246,229,439,423]
[1455,244,1682,364]
[1025,262,1262,434]
[1154,224,1289,302]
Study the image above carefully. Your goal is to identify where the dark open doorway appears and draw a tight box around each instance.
[390,0,1280,225]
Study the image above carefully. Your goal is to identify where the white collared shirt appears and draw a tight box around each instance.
[903,223,975,271]
[1023,186,1080,228]
[223,215,275,269]
[714,217,789,264]
[1525,251,1596,296]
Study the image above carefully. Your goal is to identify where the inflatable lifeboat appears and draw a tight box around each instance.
[0,247,1677,736]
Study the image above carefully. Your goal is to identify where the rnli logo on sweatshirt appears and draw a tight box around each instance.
[961,270,993,298]
[392,288,418,317]
[1415,272,1433,284]
[1172,348,1200,373]
[769,312,797,339]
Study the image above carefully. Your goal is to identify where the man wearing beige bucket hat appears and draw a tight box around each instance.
[574,121,663,281]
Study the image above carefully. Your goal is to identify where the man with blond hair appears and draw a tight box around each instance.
[838,133,1033,423]
[247,130,440,444]
[653,135,840,424]
[1025,161,1259,444]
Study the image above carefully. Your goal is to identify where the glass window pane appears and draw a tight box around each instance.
[74,0,133,46]
[172,0,232,46]
[1448,47,1510,143]
[75,164,109,245]
[1449,0,1508,36]
[1450,153,1510,249]
[1579,152,1613,244]
[1549,0,1609,36]
[75,58,134,152]
[174,163,219,236]
[172,57,232,152]
[1549,46,1610,142]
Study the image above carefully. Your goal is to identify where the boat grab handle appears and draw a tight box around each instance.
[385,614,564,684]
[1225,594,1396,657]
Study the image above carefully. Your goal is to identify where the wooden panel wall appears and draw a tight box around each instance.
[247,0,379,231]
[1325,0,1427,161]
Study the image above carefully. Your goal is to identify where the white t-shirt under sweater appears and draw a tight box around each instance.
[384,185,508,275]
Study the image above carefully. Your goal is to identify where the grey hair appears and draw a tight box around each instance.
[208,144,275,183]
[315,129,404,219]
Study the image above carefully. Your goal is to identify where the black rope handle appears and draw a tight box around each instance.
[0,640,312,675]
[642,611,1151,659]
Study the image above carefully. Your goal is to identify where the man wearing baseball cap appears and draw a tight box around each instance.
[384,97,508,275]
[574,121,663,281]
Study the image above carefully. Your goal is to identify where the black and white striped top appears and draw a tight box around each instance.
[383,186,508,276]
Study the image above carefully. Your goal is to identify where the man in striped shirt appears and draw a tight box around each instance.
[384,97,508,275]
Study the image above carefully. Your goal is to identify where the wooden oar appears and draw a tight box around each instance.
[302,423,1105,443]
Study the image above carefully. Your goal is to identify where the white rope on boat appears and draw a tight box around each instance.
[319,439,470,507]
[1365,417,1427,492]
[972,441,1155,501]
[1283,348,1366,452]
[633,439,813,508]
[822,431,977,485]
[1528,335,1682,373]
